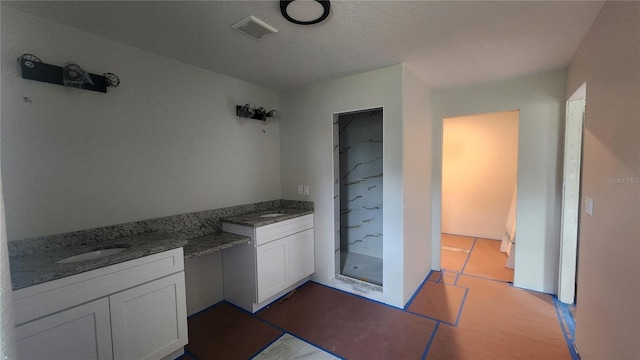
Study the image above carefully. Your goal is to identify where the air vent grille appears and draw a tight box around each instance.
[232,16,278,40]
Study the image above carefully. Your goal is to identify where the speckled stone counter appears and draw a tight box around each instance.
[184,232,250,259]
[9,199,314,291]
[10,232,187,290]
[222,208,313,227]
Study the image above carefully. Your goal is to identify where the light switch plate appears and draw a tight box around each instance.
[303,185,310,195]
[297,185,303,195]
[585,196,593,216]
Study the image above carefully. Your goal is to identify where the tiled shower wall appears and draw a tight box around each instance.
[335,109,383,259]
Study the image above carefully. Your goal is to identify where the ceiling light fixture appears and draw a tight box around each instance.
[280,0,331,25]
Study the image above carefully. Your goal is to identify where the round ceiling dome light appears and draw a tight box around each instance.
[280,0,331,25]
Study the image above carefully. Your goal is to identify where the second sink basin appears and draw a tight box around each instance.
[56,247,129,264]
[259,212,285,218]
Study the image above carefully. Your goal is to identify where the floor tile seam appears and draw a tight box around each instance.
[311,279,447,333]
[453,287,470,327]
[552,296,580,360]
[186,300,226,319]
[459,237,478,274]
[403,279,470,327]
[457,272,513,285]
[248,333,287,360]
[182,348,200,360]
[421,321,441,360]
[405,270,435,310]
[404,309,457,327]
[246,301,345,360]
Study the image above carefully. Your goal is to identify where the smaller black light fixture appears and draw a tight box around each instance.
[236,104,279,121]
[280,0,331,25]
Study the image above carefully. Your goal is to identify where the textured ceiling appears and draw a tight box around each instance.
[3,1,604,91]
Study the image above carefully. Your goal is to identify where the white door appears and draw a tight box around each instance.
[110,272,188,360]
[256,237,288,303]
[16,298,112,360]
[288,229,315,283]
[558,92,586,304]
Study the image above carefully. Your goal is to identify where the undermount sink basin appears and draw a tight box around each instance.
[56,247,129,264]
[259,212,285,218]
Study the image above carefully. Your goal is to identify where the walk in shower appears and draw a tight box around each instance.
[333,108,383,286]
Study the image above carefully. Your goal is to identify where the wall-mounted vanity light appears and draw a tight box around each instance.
[236,104,278,121]
[280,0,331,25]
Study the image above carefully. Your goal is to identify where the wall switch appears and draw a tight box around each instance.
[297,185,303,195]
[303,185,310,195]
[585,196,594,216]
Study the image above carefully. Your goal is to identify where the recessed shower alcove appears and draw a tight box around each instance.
[333,108,383,286]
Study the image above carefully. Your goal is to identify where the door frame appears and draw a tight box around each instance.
[558,83,586,304]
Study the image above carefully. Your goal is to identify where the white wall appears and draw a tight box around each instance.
[184,252,224,316]
[281,64,431,307]
[432,69,566,294]
[280,64,404,306]
[566,2,639,358]
[401,66,432,303]
[1,7,281,241]
[442,111,519,240]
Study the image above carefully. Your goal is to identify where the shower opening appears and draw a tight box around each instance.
[333,108,383,286]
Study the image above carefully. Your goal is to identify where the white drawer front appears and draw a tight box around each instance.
[256,215,313,246]
[13,248,184,325]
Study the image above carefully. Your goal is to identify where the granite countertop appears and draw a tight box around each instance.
[222,207,313,227]
[10,232,187,291]
[183,232,250,259]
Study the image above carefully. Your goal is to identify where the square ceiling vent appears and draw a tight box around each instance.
[232,16,278,40]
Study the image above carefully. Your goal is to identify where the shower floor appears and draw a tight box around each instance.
[340,251,383,286]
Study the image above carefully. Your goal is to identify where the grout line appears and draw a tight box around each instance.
[421,321,441,360]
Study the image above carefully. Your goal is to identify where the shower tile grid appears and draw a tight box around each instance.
[340,251,383,286]
[253,333,339,360]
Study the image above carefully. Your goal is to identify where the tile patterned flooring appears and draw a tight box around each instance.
[253,334,339,360]
[339,251,383,286]
[182,234,577,360]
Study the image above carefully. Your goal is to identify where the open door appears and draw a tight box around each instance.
[558,84,586,304]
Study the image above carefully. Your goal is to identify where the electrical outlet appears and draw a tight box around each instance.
[297,185,303,195]
[303,185,310,195]
[585,197,594,216]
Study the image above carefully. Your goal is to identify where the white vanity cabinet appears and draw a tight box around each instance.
[16,297,113,360]
[223,214,314,312]
[13,248,188,360]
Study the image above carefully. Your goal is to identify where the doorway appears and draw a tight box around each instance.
[440,111,519,282]
[333,108,383,286]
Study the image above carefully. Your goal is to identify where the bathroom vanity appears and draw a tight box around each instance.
[222,212,314,313]
[10,234,189,360]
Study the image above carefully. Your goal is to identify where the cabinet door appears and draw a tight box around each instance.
[16,298,112,360]
[288,229,315,283]
[110,272,188,360]
[256,237,288,303]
